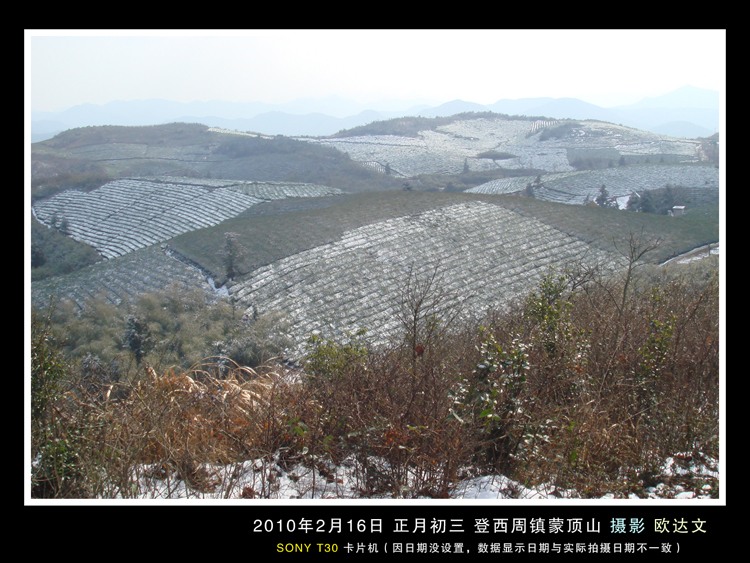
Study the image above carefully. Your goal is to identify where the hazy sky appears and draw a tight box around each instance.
[26,29,725,113]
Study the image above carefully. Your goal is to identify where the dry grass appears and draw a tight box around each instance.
[31,356,302,498]
[119,364,275,461]
[31,259,719,499]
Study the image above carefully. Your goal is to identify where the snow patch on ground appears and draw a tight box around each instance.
[207,276,229,297]
[124,452,718,500]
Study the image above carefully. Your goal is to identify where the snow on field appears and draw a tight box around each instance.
[304,117,705,177]
[468,165,719,205]
[467,172,584,196]
[436,117,535,146]
[229,181,341,200]
[207,127,271,139]
[32,177,343,260]
[676,245,720,264]
[661,244,720,266]
[309,120,575,176]
[231,201,622,355]
[127,451,719,500]
[31,245,210,311]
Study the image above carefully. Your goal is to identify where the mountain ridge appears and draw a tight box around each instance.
[31,86,719,141]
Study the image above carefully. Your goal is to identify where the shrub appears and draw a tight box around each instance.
[539,122,580,141]
[31,311,107,497]
[28,258,719,498]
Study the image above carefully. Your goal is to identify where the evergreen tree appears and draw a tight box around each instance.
[626,193,640,211]
[123,315,152,364]
[222,232,247,281]
[639,192,655,214]
[595,185,613,208]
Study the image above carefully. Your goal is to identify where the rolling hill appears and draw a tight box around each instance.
[30,123,404,200]
[30,114,720,355]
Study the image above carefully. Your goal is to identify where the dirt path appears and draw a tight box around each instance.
[661,243,719,266]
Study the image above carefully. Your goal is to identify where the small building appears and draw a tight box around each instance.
[670,205,686,217]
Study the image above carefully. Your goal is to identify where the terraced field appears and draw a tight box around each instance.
[31,189,718,356]
[31,123,404,195]
[305,116,705,177]
[31,244,209,311]
[467,164,719,205]
[231,201,624,353]
[32,177,343,259]
[30,118,719,357]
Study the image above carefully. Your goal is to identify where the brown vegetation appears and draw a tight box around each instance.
[30,254,719,499]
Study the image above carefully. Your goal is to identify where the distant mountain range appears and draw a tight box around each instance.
[31,85,719,142]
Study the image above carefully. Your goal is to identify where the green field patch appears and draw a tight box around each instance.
[493,195,718,263]
[168,191,494,285]
[169,190,718,286]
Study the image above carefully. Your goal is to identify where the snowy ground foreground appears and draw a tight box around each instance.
[130,453,718,501]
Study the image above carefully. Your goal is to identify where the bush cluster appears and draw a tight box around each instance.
[30,256,719,498]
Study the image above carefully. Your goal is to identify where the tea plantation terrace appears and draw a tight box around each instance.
[32,177,343,259]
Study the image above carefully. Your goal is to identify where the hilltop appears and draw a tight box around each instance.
[30,122,405,201]
[31,114,719,199]
[311,113,717,176]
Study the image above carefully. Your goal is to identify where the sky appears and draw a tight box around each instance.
[26,29,726,113]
